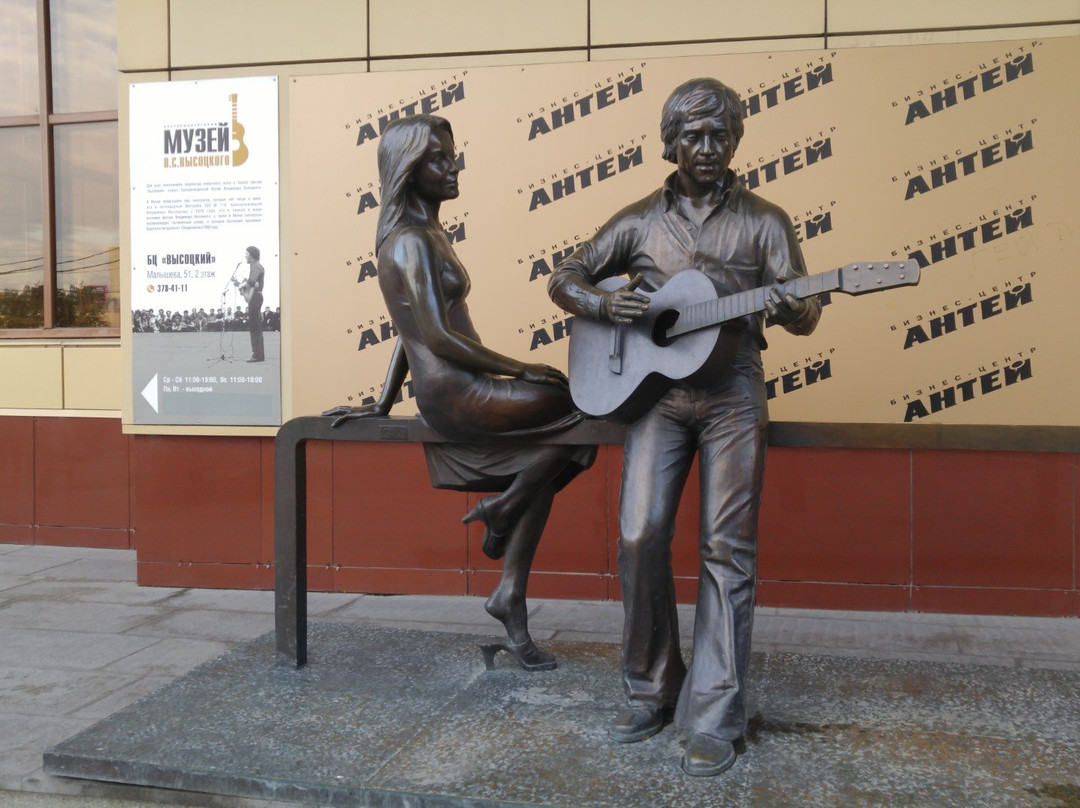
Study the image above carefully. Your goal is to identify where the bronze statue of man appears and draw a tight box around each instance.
[549,78,821,776]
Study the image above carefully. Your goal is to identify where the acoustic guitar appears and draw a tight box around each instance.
[567,261,920,424]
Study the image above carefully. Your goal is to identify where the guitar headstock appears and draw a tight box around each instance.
[837,261,920,295]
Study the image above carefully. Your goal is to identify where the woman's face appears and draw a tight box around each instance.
[411,128,459,202]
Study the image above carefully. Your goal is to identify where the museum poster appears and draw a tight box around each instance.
[288,37,1077,427]
[129,76,281,426]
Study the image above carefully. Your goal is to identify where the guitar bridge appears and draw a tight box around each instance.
[608,324,625,375]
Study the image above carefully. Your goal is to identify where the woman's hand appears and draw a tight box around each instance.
[320,402,390,428]
[518,363,569,387]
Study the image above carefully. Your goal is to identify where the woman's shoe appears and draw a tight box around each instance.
[462,499,510,559]
[480,638,557,672]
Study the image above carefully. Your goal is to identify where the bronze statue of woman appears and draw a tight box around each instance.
[324,114,595,671]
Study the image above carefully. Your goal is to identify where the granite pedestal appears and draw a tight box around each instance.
[44,622,1080,807]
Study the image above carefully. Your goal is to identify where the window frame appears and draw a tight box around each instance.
[0,0,119,338]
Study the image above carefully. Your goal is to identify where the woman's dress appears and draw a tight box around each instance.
[378,226,596,492]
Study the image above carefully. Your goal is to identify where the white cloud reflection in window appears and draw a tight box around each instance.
[0,0,40,116]
[51,0,118,114]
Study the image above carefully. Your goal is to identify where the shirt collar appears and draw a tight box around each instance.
[658,169,742,215]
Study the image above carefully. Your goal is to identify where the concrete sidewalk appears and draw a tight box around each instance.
[1,542,1078,807]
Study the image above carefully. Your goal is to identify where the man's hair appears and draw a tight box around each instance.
[660,78,744,163]
[246,246,260,260]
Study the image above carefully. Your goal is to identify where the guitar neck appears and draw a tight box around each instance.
[667,270,841,338]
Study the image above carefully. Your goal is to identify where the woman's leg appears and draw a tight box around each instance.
[462,446,577,558]
[484,483,555,645]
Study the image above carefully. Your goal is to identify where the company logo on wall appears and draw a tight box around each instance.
[162,92,250,169]
[892,42,1038,125]
[890,347,1035,422]
[517,65,646,140]
[894,120,1036,201]
[766,348,836,401]
[891,195,1036,269]
[519,312,575,352]
[791,200,837,244]
[890,272,1035,351]
[519,135,647,212]
[736,128,836,191]
[347,74,469,147]
[741,55,835,119]
[516,232,594,282]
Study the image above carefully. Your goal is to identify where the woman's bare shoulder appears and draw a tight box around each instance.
[380,225,441,267]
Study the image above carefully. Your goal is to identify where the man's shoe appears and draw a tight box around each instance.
[609,702,665,743]
[681,733,737,776]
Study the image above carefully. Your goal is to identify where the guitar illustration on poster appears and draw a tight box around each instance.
[230,93,249,168]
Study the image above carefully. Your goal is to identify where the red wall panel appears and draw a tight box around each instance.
[132,434,263,564]
[0,417,34,543]
[912,450,1073,590]
[759,447,911,585]
[6,416,1077,617]
[34,417,131,548]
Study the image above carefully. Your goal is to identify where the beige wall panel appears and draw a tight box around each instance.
[828,0,1080,32]
[0,347,64,409]
[172,63,369,80]
[64,345,123,410]
[591,0,824,46]
[0,409,120,418]
[118,0,169,71]
[170,0,369,68]
[369,0,587,56]
[593,38,825,60]
[119,72,169,426]
[288,38,1080,426]
[372,51,589,72]
[832,25,1080,48]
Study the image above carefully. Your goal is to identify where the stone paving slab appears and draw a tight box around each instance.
[100,637,235,677]
[0,601,163,634]
[0,555,82,577]
[323,593,519,625]
[160,588,362,617]
[45,623,1080,808]
[0,579,185,606]
[0,627,159,672]
[124,609,274,643]
[27,557,137,583]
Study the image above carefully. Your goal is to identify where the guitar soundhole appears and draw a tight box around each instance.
[652,310,679,347]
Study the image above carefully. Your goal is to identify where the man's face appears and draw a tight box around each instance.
[412,128,460,203]
[245,250,255,264]
[674,115,736,196]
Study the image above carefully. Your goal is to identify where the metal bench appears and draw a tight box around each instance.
[273,415,625,667]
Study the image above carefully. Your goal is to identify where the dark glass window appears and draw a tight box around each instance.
[0,126,45,327]
[0,0,118,334]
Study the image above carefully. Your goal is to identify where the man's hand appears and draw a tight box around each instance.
[519,363,569,387]
[764,286,810,326]
[601,273,650,324]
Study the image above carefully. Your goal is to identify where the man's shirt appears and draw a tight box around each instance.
[549,171,820,376]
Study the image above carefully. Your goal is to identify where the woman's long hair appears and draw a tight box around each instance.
[374,114,454,255]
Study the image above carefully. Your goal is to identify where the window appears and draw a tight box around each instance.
[0,0,118,334]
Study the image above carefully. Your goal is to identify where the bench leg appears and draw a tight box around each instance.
[274,435,308,667]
